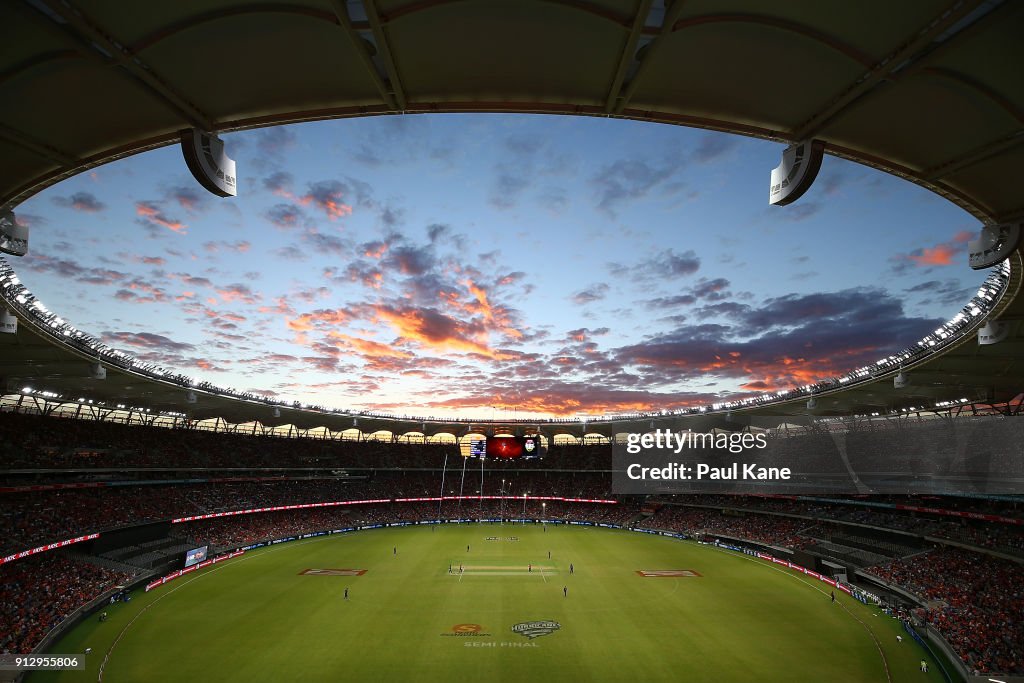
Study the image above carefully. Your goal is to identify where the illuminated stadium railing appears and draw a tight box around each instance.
[0,256,1014,424]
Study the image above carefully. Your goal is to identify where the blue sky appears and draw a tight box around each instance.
[11,114,985,417]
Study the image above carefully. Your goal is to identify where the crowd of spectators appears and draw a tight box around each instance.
[173,508,359,548]
[640,503,1024,676]
[641,505,817,549]
[0,410,452,471]
[5,408,1024,673]
[654,495,1024,556]
[867,548,1024,675]
[174,499,640,550]
[0,553,133,655]
[0,411,613,474]
[2,470,617,554]
[846,418,1024,476]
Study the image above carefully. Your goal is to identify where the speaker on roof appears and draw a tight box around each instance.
[978,319,1011,345]
[90,362,106,380]
[769,140,825,206]
[0,209,28,256]
[894,371,910,389]
[181,129,237,198]
[968,223,1021,270]
[0,309,16,334]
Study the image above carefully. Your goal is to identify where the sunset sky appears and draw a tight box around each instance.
[11,114,987,418]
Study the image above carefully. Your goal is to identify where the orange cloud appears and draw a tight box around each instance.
[298,183,353,220]
[259,297,296,317]
[909,245,957,266]
[904,230,975,267]
[328,333,414,360]
[364,242,388,259]
[287,309,353,332]
[438,279,523,340]
[215,284,259,304]
[365,392,703,418]
[371,305,517,360]
[736,346,880,392]
[136,201,187,234]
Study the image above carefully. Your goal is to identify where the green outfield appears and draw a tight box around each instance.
[33,524,944,683]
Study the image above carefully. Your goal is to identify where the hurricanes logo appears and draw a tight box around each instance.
[511,620,561,639]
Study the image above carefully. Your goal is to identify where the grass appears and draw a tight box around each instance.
[33,524,946,682]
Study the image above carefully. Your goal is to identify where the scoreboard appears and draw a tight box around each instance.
[468,436,545,459]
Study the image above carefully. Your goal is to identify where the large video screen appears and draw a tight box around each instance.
[184,546,208,567]
[472,436,546,459]
[486,435,522,459]
[521,435,543,458]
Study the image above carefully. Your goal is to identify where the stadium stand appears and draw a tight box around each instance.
[0,554,133,656]
[2,409,1022,675]
[865,548,1024,674]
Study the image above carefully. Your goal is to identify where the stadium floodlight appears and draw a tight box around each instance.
[0,208,28,256]
[978,319,1011,345]
[968,223,1021,270]
[769,140,825,206]
[0,308,16,334]
[181,129,237,197]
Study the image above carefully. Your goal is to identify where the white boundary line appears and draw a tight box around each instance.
[710,546,893,683]
[98,537,325,682]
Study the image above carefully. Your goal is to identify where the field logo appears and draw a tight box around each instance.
[299,568,367,576]
[442,623,491,637]
[511,620,561,639]
[636,570,701,577]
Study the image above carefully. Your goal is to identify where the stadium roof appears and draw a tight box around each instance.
[2,0,1022,222]
[1,0,1022,436]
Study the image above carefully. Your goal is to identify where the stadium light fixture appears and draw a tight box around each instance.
[181,129,237,197]
[769,140,825,206]
[90,362,106,380]
[0,208,28,256]
[0,308,17,334]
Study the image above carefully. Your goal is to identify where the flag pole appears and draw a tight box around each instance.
[437,452,448,522]
[457,452,468,520]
